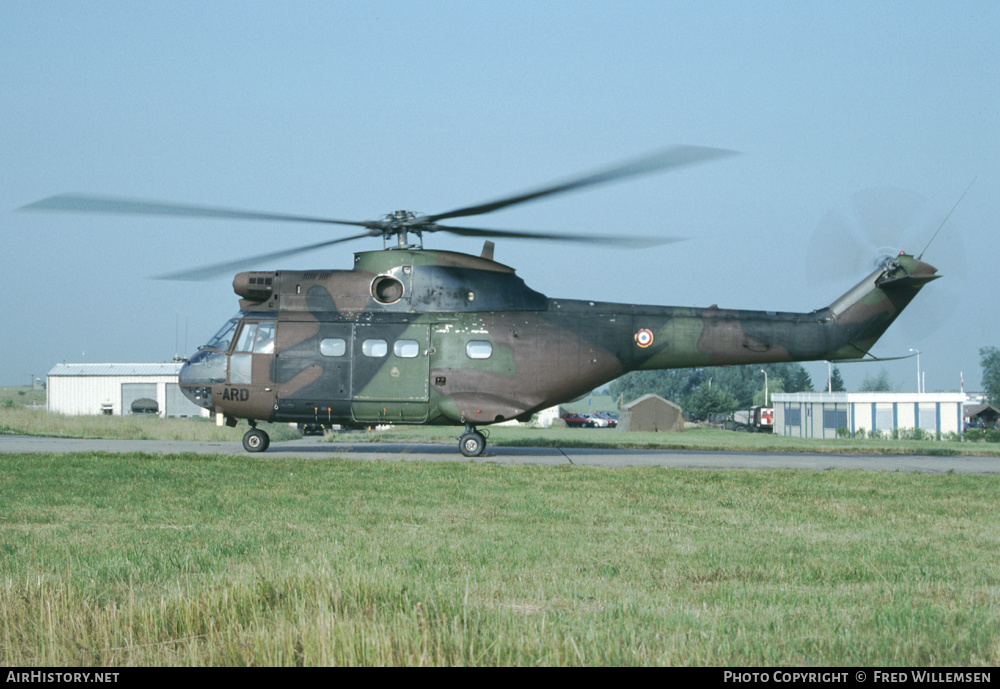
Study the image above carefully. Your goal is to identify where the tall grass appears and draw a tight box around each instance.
[0,407,300,443]
[0,385,45,408]
[2,452,998,666]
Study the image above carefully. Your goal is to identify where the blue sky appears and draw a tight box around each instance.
[2,1,997,393]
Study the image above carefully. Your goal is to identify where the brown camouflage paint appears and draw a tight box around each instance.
[180,249,938,428]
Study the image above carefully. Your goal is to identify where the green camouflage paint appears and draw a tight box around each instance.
[179,248,937,440]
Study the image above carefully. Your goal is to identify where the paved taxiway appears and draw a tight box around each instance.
[2,435,998,473]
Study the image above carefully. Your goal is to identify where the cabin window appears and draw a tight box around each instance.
[466,340,493,359]
[320,338,347,357]
[362,339,388,357]
[394,340,420,358]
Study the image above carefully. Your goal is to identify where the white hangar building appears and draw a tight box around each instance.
[46,363,204,418]
[771,391,966,439]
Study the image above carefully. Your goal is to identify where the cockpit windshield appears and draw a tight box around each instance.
[201,317,240,351]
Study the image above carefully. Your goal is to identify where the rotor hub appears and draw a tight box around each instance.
[381,210,428,249]
[389,209,417,223]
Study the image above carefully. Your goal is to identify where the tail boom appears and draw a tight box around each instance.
[631,253,939,370]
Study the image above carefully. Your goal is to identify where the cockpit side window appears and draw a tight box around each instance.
[235,321,276,354]
[235,323,258,353]
[254,322,275,354]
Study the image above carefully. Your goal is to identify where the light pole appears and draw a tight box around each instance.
[909,348,922,393]
[760,369,769,406]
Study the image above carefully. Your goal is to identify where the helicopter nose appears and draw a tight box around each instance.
[178,350,227,408]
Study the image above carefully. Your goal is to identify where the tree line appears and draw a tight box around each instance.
[608,363,824,421]
[609,346,1000,420]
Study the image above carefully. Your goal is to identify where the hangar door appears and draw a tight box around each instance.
[121,383,158,416]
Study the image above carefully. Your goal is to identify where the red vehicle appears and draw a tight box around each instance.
[750,406,774,433]
[728,406,774,433]
[561,413,596,428]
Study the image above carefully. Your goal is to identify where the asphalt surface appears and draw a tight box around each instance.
[2,435,999,473]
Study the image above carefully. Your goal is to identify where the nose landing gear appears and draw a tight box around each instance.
[459,424,486,457]
[243,422,270,453]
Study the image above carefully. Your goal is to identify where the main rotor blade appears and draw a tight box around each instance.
[427,145,739,223]
[154,232,377,281]
[430,223,685,248]
[20,193,377,229]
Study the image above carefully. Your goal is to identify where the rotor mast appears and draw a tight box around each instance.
[383,210,425,250]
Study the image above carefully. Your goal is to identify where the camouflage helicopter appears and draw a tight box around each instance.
[23,147,939,456]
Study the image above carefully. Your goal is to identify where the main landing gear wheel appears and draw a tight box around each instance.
[459,426,486,457]
[243,427,270,453]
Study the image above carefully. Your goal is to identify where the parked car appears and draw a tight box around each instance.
[560,413,596,428]
[584,413,610,428]
[593,412,618,428]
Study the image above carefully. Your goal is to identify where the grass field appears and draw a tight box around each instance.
[0,385,45,408]
[2,389,999,665]
[1,452,999,666]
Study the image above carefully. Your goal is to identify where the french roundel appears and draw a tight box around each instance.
[635,328,654,348]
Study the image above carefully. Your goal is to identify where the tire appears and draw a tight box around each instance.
[243,428,270,453]
[459,431,486,457]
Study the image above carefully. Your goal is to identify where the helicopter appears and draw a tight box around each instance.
[22,146,939,456]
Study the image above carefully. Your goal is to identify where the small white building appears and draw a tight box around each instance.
[771,391,966,439]
[46,363,204,418]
